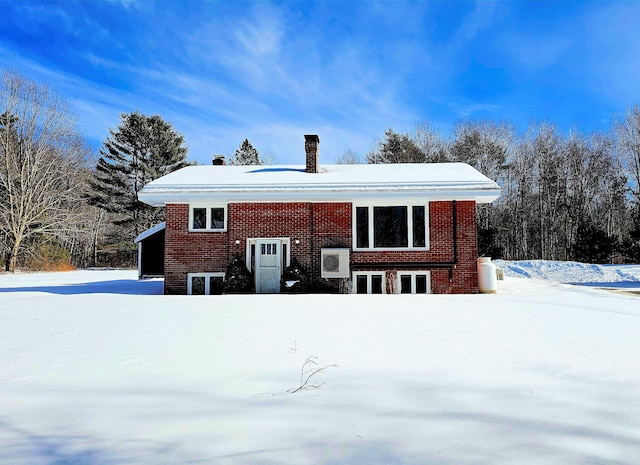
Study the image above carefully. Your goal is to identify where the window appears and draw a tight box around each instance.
[396,271,431,294]
[189,205,227,231]
[352,271,386,294]
[187,272,225,295]
[353,203,428,250]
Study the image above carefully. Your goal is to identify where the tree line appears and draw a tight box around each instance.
[2,68,640,271]
[0,69,274,271]
[360,120,640,263]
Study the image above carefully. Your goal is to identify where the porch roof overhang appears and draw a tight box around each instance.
[134,222,166,243]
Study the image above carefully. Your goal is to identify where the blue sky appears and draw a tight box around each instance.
[1,0,639,165]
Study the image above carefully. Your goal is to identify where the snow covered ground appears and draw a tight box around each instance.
[1,264,639,465]
[496,260,640,289]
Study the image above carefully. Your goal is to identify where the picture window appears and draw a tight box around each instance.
[354,203,428,250]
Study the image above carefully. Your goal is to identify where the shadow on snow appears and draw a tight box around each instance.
[0,279,163,296]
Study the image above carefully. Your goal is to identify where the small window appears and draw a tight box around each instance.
[192,208,207,230]
[190,205,227,231]
[261,243,277,255]
[356,275,368,294]
[400,275,412,294]
[188,272,225,295]
[356,207,369,248]
[412,206,426,248]
[210,208,225,229]
[353,272,386,294]
[191,276,206,295]
[209,276,224,295]
[281,243,288,270]
[397,271,431,294]
[371,274,383,294]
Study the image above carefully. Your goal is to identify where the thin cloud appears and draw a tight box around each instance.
[2,0,638,165]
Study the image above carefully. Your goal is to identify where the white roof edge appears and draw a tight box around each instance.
[139,188,501,207]
[134,222,166,243]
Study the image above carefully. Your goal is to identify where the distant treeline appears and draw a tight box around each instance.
[360,117,640,263]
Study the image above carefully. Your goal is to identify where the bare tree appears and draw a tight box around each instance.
[413,120,450,163]
[0,69,90,272]
[450,120,515,255]
[451,120,514,183]
[335,149,363,164]
[616,104,640,204]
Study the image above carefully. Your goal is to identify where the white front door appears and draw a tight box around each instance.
[255,239,281,294]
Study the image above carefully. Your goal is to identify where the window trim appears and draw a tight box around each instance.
[396,271,432,294]
[189,205,227,232]
[352,271,387,294]
[187,272,226,295]
[352,202,429,251]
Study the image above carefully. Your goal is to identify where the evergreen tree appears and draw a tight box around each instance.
[572,222,617,264]
[87,111,189,238]
[229,138,263,165]
[367,128,425,164]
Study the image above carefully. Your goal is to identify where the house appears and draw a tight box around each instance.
[137,135,501,295]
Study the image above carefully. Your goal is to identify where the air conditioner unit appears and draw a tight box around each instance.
[320,248,350,278]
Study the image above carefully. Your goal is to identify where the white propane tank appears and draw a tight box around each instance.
[477,257,498,294]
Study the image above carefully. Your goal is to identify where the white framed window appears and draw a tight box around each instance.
[245,237,291,272]
[352,271,386,294]
[187,272,225,295]
[189,205,227,232]
[397,271,431,294]
[353,202,429,251]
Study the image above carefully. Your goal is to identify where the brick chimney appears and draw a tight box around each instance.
[212,155,226,165]
[305,134,320,173]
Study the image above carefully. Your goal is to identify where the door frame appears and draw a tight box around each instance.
[245,238,291,274]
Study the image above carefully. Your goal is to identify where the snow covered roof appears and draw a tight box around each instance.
[138,163,501,206]
[134,222,165,243]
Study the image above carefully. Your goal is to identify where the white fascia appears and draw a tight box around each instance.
[138,185,501,206]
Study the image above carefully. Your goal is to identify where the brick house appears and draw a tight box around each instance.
[137,135,500,295]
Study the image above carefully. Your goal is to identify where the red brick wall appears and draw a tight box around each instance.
[349,201,478,294]
[163,200,478,294]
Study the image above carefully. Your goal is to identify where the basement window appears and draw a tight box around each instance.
[397,271,431,294]
[352,271,386,294]
[187,272,225,295]
[189,205,227,232]
[353,203,429,250]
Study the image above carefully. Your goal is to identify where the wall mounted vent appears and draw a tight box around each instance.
[320,248,350,278]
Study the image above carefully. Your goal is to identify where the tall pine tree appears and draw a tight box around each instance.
[229,138,263,165]
[87,111,189,238]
